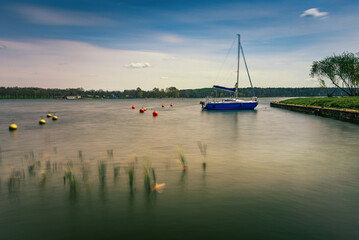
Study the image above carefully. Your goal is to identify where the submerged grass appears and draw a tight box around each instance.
[8,169,24,194]
[279,96,359,110]
[98,160,106,185]
[143,159,153,192]
[127,163,135,191]
[197,141,207,170]
[113,166,120,180]
[176,146,188,171]
[143,159,165,193]
[64,162,76,193]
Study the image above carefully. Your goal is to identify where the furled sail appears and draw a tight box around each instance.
[213,85,236,92]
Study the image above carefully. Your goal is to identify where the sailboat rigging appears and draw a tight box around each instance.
[201,34,258,110]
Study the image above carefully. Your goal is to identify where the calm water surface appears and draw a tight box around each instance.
[0,98,359,239]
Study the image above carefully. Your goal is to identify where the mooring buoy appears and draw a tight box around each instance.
[9,123,18,131]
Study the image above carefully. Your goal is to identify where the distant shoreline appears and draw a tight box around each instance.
[0,86,351,99]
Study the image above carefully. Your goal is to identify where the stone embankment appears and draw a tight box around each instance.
[270,101,359,124]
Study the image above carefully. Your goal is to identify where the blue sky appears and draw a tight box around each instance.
[0,0,358,90]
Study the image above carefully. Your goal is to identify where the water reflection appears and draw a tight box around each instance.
[1,99,359,239]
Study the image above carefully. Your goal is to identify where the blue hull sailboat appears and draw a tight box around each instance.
[202,34,258,110]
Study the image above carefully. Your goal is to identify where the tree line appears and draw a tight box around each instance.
[0,86,351,99]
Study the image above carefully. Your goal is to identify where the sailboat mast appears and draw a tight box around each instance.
[236,34,240,99]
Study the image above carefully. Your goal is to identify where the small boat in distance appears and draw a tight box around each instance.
[201,34,258,110]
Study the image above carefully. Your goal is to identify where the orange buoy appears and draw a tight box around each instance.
[143,108,147,111]
[139,108,145,113]
[170,104,173,107]
[153,111,158,116]
[161,104,165,108]
[132,106,135,109]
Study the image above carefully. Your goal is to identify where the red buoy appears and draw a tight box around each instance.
[153,111,158,116]
[139,108,145,113]
[161,104,165,108]
[132,106,135,109]
[170,104,173,107]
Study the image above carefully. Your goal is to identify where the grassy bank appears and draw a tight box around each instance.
[279,97,359,111]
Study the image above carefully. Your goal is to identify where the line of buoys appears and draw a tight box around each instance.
[132,103,175,117]
[9,123,17,131]
[8,113,60,130]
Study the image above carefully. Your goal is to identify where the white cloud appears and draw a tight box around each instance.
[12,4,115,26]
[300,8,328,18]
[124,62,151,68]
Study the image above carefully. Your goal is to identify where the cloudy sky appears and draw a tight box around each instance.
[0,0,358,90]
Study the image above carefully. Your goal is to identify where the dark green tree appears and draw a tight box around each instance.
[310,52,359,96]
[136,87,143,98]
[165,87,180,98]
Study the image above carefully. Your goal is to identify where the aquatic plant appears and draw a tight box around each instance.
[143,159,153,192]
[98,160,106,185]
[143,157,165,192]
[113,166,120,180]
[127,163,135,191]
[197,141,207,170]
[80,162,89,181]
[46,161,51,171]
[107,149,113,161]
[177,146,188,171]
[151,168,165,192]
[39,169,47,187]
[8,169,24,194]
[64,163,76,193]
[28,164,35,176]
[78,150,83,162]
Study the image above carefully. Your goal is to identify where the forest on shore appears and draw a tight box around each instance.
[0,86,351,99]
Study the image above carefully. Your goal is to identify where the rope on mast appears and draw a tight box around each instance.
[213,36,236,87]
[236,34,240,99]
[240,45,256,97]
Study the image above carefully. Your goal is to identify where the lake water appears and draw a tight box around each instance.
[0,98,359,239]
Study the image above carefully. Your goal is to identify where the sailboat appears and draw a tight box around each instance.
[202,34,258,110]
